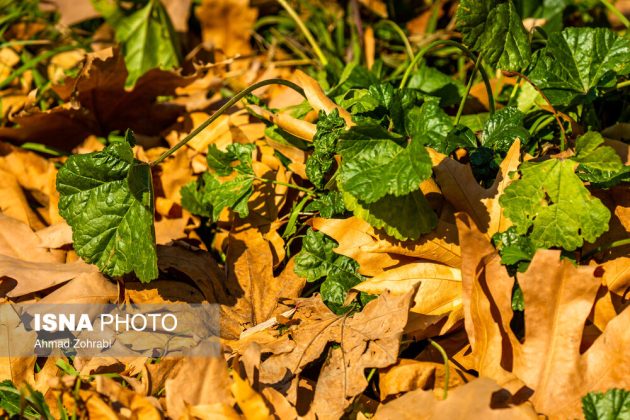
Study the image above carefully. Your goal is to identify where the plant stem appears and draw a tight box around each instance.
[599,0,630,28]
[581,238,630,261]
[503,70,567,151]
[399,39,495,115]
[0,44,76,90]
[380,19,414,62]
[428,338,450,400]
[617,79,630,89]
[253,176,316,196]
[277,0,328,66]
[150,79,306,167]
[454,53,482,125]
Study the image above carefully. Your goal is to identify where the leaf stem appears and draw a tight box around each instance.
[399,40,495,115]
[599,0,630,28]
[253,176,316,196]
[428,338,450,400]
[380,19,414,62]
[616,79,630,89]
[276,0,328,66]
[150,79,306,167]
[502,70,568,151]
[454,53,483,125]
[581,238,630,261]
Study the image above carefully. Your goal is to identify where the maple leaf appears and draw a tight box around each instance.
[457,213,630,418]
[256,289,414,418]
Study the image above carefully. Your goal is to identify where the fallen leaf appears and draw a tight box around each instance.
[458,212,630,417]
[433,139,521,236]
[165,355,234,419]
[221,227,305,339]
[0,48,194,148]
[373,378,537,419]
[257,289,414,418]
[353,262,462,316]
[195,0,258,58]
[0,255,97,298]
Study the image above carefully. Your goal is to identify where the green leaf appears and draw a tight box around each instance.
[94,0,181,87]
[294,229,363,313]
[0,380,22,417]
[337,125,433,203]
[499,158,611,250]
[207,143,255,176]
[181,172,253,220]
[306,110,346,189]
[182,143,257,220]
[572,132,629,187]
[492,226,536,266]
[456,0,531,70]
[342,189,437,241]
[406,100,454,152]
[408,64,466,107]
[0,380,44,418]
[512,285,524,311]
[305,191,346,218]
[57,132,158,282]
[444,124,478,155]
[481,107,530,152]
[582,389,630,420]
[527,27,630,106]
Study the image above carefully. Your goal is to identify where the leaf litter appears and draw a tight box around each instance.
[0,0,629,419]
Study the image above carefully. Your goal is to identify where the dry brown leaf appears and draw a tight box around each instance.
[312,215,462,276]
[456,213,523,390]
[230,371,271,419]
[195,0,258,58]
[0,48,194,148]
[0,214,64,263]
[379,359,471,400]
[353,262,462,316]
[0,170,43,228]
[165,356,234,419]
[600,256,630,296]
[221,227,305,339]
[35,222,73,249]
[95,376,162,419]
[0,255,97,298]
[433,139,521,236]
[311,217,410,276]
[458,212,630,417]
[248,104,316,141]
[373,378,537,420]
[35,272,117,304]
[156,244,228,303]
[513,252,626,417]
[294,70,354,126]
[255,290,414,418]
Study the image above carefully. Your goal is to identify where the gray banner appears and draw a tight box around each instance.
[0,303,220,357]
